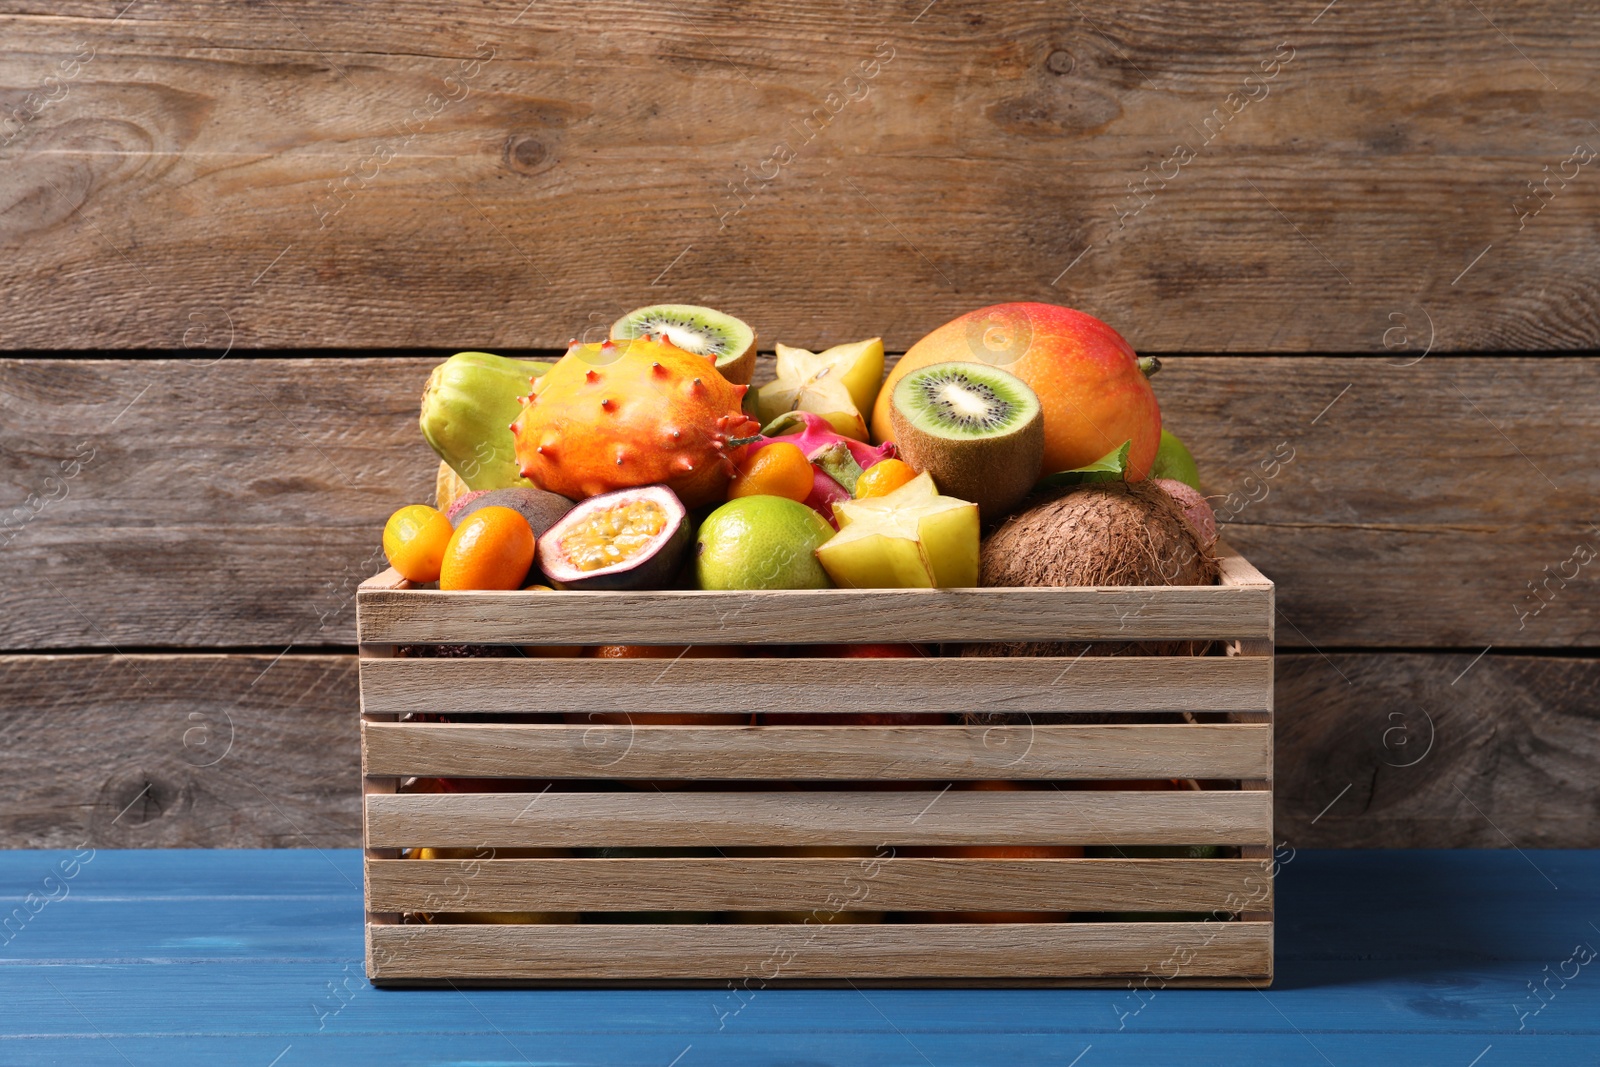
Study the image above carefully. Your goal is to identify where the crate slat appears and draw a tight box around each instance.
[367,856,1271,913]
[357,584,1270,646]
[367,920,1272,981]
[363,722,1273,780]
[359,655,1272,715]
[365,790,1272,849]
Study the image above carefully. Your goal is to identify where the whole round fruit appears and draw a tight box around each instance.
[1153,477,1217,548]
[440,506,536,591]
[511,335,758,506]
[728,442,814,502]
[871,302,1162,480]
[854,458,918,499]
[1149,429,1201,490]
[962,481,1217,658]
[383,504,454,583]
[695,496,836,590]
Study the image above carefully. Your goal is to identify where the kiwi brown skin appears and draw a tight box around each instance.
[889,362,1044,520]
[960,481,1219,660]
[712,343,757,385]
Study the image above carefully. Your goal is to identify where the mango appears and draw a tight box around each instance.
[420,351,551,491]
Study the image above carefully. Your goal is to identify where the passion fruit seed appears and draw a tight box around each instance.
[558,499,668,572]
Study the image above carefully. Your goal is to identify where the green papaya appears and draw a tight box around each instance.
[420,351,551,491]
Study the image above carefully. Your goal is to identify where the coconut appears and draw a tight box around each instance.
[961,480,1218,660]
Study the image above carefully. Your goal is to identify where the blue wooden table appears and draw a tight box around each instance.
[1,849,1594,1065]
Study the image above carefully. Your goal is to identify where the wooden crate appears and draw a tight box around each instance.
[356,542,1274,987]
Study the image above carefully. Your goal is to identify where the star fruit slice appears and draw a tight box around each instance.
[756,337,885,441]
[815,472,979,588]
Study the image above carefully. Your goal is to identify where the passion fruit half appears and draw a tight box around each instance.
[536,485,690,591]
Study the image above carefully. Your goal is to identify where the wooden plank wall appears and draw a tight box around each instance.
[1,1,1596,850]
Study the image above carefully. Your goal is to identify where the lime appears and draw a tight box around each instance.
[695,496,835,590]
[1148,429,1201,490]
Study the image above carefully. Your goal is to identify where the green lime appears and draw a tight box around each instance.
[695,496,836,590]
[1149,429,1201,490]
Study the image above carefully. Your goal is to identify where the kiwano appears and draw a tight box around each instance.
[511,335,760,506]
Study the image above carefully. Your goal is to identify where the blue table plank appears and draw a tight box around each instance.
[0,1033,1579,1067]
[0,849,1594,1065]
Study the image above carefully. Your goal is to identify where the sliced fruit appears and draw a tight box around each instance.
[420,351,552,491]
[695,495,836,590]
[816,472,979,588]
[888,361,1044,520]
[448,486,575,538]
[383,504,454,583]
[872,303,1162,480]
[610,304,758,385]
[537,485,689,591]
[439,506,536,591]
[1149,428,1201,490]
[757,338,885,440]
[728,442,813,502]
[854,458,918,499]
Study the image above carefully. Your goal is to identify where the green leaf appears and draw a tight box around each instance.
[1036,440,1132,488]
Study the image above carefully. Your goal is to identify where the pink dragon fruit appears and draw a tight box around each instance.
[758,412,897,525]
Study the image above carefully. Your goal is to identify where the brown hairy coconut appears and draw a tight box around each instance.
[962,480,1219,661]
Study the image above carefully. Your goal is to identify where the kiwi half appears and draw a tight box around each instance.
[610,304,757,385]
[889,361,1044,520]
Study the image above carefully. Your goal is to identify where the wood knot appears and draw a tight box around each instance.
[1045,49,1076,76]
[504,134,552,176]
[96,770,188,834]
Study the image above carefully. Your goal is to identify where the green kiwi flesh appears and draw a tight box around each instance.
[889,361,1044,520]
[610,304,758,384]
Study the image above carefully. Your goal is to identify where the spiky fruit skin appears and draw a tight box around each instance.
[871,303,1162,480]
[512,336,758,506]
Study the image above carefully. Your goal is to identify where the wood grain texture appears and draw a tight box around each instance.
[367,856,1271,913]
[3,355,1595,649]
[363,789,1274,849]
[358,655,1274,715]
[0,653,360,849]
[362,721,1274,780]
[357,585,1269,647]
[366,920,1273,981]
[1276,651,1600,849]
[1,3,1596,351]
[4,649,1597,850]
